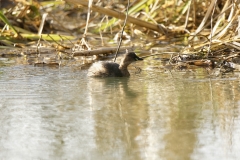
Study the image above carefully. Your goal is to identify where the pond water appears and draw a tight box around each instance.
[0,56,240,160]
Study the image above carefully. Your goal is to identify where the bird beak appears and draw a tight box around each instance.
[136,57,143,61]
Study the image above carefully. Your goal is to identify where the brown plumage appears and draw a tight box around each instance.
[88,52,143,77]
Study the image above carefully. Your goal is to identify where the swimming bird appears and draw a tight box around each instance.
[88,52,143,77]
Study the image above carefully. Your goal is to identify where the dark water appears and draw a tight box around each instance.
[0,57,240,160]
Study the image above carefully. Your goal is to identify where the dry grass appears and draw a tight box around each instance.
[1,0,240,73]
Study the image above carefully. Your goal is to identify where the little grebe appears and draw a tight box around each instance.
[88,52,143,77]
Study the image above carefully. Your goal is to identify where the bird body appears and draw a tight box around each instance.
[88,52,143,77]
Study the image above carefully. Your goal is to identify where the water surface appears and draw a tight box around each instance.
[0,57,240,160]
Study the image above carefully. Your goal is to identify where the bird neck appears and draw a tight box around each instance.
[119,63,130,76]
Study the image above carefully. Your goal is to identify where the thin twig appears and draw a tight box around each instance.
[38,13,48,36]
[84,0,93,35]
[78,0,93,51]
[207,0,218,57]
[36,35,42,57]
[184,0,191,30]
[113,0,130,62]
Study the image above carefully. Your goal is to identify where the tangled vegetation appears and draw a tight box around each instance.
[0,0,240,74]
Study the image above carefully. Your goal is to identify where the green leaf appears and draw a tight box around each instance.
[0,10,18,34]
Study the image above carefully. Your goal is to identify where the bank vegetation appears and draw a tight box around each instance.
[0,0,240,73]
